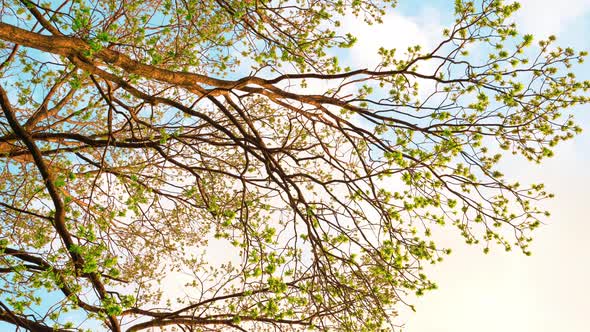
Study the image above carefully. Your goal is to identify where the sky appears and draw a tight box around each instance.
[2,1,589,331]
[334,1,590,331]
[106,2,590,330]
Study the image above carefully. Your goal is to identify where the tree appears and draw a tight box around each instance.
[0,0,587,330]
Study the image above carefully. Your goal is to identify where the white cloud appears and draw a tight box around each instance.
[329,3,590,332]
[340,10,442,69]
[514,0,590,37]
[401,129,590,332]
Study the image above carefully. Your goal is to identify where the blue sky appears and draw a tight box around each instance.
[3,1,590,331]
[334,1,590,331]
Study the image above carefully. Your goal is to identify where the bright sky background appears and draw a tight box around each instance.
[131,3,590,331]
[336,1,590,331]
[3,2,588,331]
